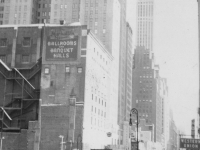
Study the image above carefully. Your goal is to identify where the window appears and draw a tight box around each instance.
[4,13,9,19]
[5,6,9,11]
[23,13,27,18]
[24,5,27,11]
[65,66,70,72]
[65,5,67,8]
[54,4,57,9]
[44,68,49,74]
[22,37,31,47]
[0,55,6,63]
[21,55,29,63]
[43,12,46,16]
[0,0,4,3]
[0,38,7,47]
[77,67,82,73]
[0,14,3,18]
[0,7,4,11]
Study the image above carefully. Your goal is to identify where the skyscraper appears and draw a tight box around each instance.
[136,0,154,51]
[132,46,164,142]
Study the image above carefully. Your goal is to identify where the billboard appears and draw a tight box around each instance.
[180,138,200,150]
[45,27,79,61]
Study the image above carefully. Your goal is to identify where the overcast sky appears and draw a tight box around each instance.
[127,0,199,134]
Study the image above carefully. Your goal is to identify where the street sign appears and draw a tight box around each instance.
[180,138,200,150]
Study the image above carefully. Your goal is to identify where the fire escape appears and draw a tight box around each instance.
[0,58,41,132]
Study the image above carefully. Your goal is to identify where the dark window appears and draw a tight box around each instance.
[22,55,29,63]
[0,38,7,47]
[0,7,4,11]
[22,37,31,47]
[0,55,6,62]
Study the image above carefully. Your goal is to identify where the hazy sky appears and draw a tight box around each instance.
[127,0,199,134]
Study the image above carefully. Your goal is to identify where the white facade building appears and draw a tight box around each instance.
[83,28,120,149]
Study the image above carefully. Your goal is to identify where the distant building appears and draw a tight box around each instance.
[136,0,154,51]
[0,0,37,25]
[167,110,179,150]
[132,46,166,143]
[197,0,200,137]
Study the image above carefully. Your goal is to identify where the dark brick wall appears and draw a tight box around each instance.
[1,130,28,150]
[40,105,69,150]
[0,27,16,67]
[15,27,42,68]
[40,26,86,150]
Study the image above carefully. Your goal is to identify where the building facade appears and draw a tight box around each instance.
[132,46,165,143]
[0,24,121,150]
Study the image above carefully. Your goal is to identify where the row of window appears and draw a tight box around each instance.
[15,5,28,11]
[44,67,83,75]
[0,37,31,47]
[92,95,106,107]
[136,99,152,103]
[16,0,27,2]
[91,106,106,117]
[0,55,30,63]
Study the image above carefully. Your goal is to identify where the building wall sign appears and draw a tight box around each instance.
[45,27,78,61]
[180,138,200,150]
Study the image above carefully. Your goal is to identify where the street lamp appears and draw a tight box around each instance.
[129,108,139,150]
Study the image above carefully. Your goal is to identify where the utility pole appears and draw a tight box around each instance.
[129,108,139,150]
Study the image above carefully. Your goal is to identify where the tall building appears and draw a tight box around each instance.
[122,22,133,149]
[0,0,37,25]
[197,0,200,137]
[125,22,133,121]
[116,0,129,147]
[132,46,165,142]
[37,0,51,23]
[136,0,154,51]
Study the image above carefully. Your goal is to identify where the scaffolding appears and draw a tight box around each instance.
[0,58,41,132]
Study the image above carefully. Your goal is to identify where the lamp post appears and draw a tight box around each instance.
[129,108,139,150]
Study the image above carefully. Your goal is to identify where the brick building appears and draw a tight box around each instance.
[0,24,120,150]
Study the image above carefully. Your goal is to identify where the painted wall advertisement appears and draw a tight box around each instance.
[45,27,79,61]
